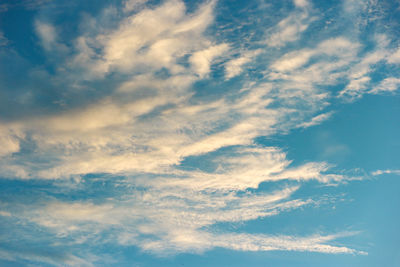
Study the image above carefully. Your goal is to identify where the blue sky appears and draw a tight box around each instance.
[0,0,399,266]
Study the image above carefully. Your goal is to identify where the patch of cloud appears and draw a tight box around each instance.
[0,31,9,46]
[17,181,362,256]
[293,0,310,8]
[387,47,400,64]
[35,20,68,53]
[298,112,333,128]
[212,232,365,255]
[69,0,218,79]
[0,248,95,267]
[0,210,11,217]
[267,32,397,101]
[266,1,314,47]
[371,169,400,176]
[339,35,393,99]
[270,37,359,72]
[123,0,148,12]
[152,147,352,191]
[0,124,23,157]
[369,77,400,94]
[342,0,387,31]
[3,2,390,183]
[190,43,230,78]
[140,231,365,255]
[224,49,262,79]
[35,21,56,50]
[0,70,334,180]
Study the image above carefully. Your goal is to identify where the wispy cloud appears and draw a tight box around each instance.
[12,181,359,257]
[0,31,9,46]
[369,77,400,94]
[190,43,230,77]
[0,0,52,13]
[1,0,397,264]
[224,49,262,79]
[298,112,333,128]
[266,1,315,48]
[371,169,400,176]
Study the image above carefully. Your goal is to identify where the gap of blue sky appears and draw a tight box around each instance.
[0,0,399,266]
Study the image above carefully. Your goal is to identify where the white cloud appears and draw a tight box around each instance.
[271,37,359,73]
[266,15,311,47]
[212,232,364,254]
[137,231,364,255]
[293,0,310,8]
[70,0,217,78]
[371,169,400,176]
[370,77,400,94]
[0,8,369,184]
[387,47,400,64]
[0,211,11,217]
[0,124,23,157]
[35,21,56,50]
[339,35,391,98]
[224,49,262,79]
[266,2,314,48]
[298,112,333,128]
[22,181,362,255]
[0,0,379,260]
[0,248,94,267]
[190,43,229,77]
[34,20,68,53]
[341,76,371,97]
[152,147,351,191]
[271,49,313,72]
[123,0,148,12]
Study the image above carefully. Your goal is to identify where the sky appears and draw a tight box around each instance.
[0,0,399,266]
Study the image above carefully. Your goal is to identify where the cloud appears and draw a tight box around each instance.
[0,124,23,157]
[266,16,309,47]
[211,232,365,254]
[190,43,230,77]
[69,0,217,78]
[339,35,391,99]
[0,31,9,46]
[0,136,20,157]
[0,248,95,267]
[35,21,56,50]
[369,77,400,94]
[298,112,333,128]
[34,20,68,53]
[123,0,148,12]
[293,0,309,8]
[271,37,359,72]
[18,181,361,256]
[1,0,392,263]
[371,169,400,176]
[0,0,231,179]
[0,67,337,180]
[138,231,364,255]
[1,3,387,182]
[387,47,400,64]
[224,49,262,79]
[152,147,352,191]
[0,211,11,217]
[266,1,314,48]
